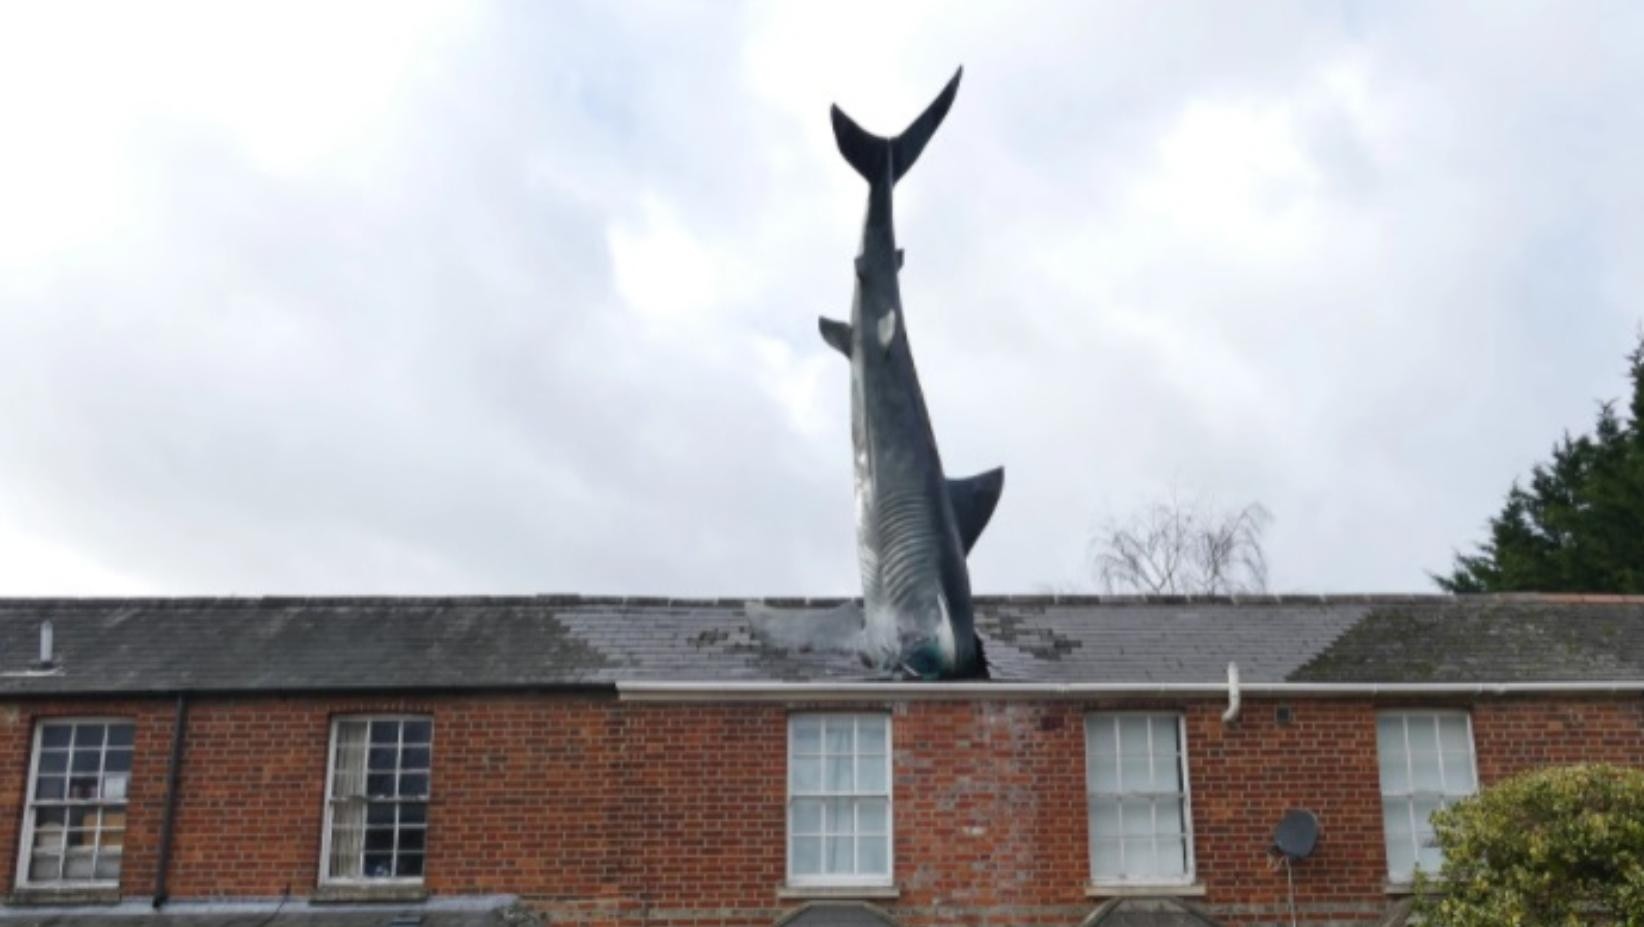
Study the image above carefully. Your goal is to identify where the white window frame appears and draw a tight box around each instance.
[1084,712,1196,887]
[785,712,894,888]
[1376,710,1478,883]
[15,717,136,890]
[319,714,433,886]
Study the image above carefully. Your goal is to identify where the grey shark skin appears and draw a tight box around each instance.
[819,67,1003,680]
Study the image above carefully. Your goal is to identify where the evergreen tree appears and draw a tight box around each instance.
[1436,336,1644,593]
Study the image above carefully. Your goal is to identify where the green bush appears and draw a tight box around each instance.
[1415,764,1644,926]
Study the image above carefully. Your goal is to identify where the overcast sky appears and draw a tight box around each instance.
[2,1,1641,597]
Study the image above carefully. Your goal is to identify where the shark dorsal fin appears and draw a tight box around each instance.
[948,467,1004,554]
[819,317,852,358]
[877,310,898,350]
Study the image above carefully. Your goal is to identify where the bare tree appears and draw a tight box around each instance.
[1089,496,1272,595]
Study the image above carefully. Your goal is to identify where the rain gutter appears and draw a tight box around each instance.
[616,679,1644,703]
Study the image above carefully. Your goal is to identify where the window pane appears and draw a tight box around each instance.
[1444,753,1476,793]
[106,725,134,748]
[1088,717,1117,757]
[825,835,853,873]
[369,721,399,745]
[368,747,398,771]
[401,747,431,771]
[32,823,64,853]
[1156,838,1189,878]
[1118,716,1150,753]
[364,828,395,853]
[402,720,432,744]
[64,850,95,879]
[1410,752,1444,792]
[1405,717,1438,753]
[1092,839,1122,880]
[68,777,99,800]
[1124,839,1157,878]
[1155,799,1184,838]
[104,750,132,774]
[1384,826,1414,878]
[35,776,65,801]
[39,751,68,774]
[94,852,122,880]
[856,717,887,754]
[1119,755,1150,792]
[1121,799,1153,837]
[791,836,821,875]
[1090,755,1119,793]
[1412,795,1444,835]
[857,798,888,834]
[791,799,823,834]
[1379,749,1409,794]
[824,722,852,754]
[400,803,427,826]
[825,756,853,792]
[29,855,62,882]
[857,835,888,875]
[1416,842,1443,875]
[366,774,395,798]
[102,773,129,801]
[73,725,105,748]
[71,751,100,773]
[41,726,72,749]
[399,773,429,798]
[791,717,822,754]
[396,854,424,878]
[363,853,393,878]
[1092,798,1120,838]
[1152,752,1182,792]
[1437,716,1469,753]
[100,829,124,851]
[367,803,395,826]
[824,798,855,836]
[1151,717,1180,756]
[1383,799,1412,839]
[399,828,426,853]
[790,756,821,793]
[329,798,365,880]
[856,754,886,794]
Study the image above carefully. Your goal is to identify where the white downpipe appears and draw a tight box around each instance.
[616,679,1644,702]
[1222,662,1242,724]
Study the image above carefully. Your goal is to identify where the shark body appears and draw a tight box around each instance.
[815,68,1003,679]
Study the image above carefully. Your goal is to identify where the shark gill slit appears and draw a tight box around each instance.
[876,487,937,610]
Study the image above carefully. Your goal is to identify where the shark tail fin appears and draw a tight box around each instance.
[830,67,962,185]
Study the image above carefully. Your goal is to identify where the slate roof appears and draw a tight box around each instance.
[0,595,1640,696]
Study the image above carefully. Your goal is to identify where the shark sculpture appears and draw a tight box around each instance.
[754,68,1003,680]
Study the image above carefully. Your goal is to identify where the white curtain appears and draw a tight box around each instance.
[328,721,368,879]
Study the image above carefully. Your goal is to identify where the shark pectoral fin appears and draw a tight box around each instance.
[819,317,853,358]
[747,601,865,654]
[877,310,898,351]
[948,466,1005,554]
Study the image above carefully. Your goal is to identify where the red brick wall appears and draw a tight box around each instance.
[0,693,1638,927]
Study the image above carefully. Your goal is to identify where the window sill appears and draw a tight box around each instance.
[1087,883,1206,898]
[313,882,429,904]
[778,884,900,900]
[1385,880,1445,896]
[9,886,121,906]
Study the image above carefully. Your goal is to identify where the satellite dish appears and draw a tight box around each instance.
[1273,809,1319,861]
